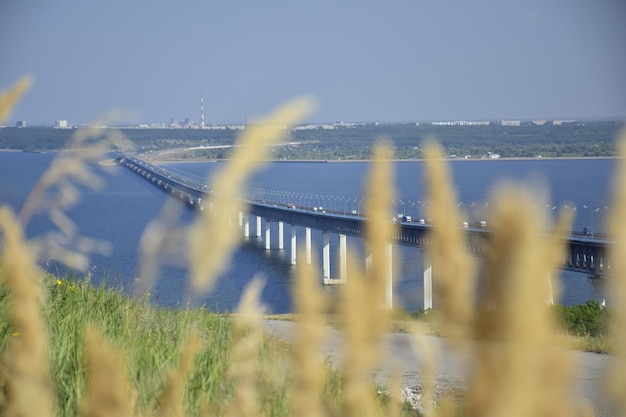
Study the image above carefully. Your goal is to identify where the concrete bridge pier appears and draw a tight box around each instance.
[324,233,347,285]
[423,250,433,310]
[362,245,393,308]
[278,222,284,250]
[339,234,347,283]
[256,216,262,238]
[322,232,330,281]
[265,221,271,250]
[244,216,250,238]
[305,227,312,265]
[259,220,285,251]
[290,225,297,265]
[385,243,393,309]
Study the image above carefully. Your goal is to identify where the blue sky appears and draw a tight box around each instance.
[1,0,625,125]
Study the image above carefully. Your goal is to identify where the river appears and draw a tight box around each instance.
[0,151,615,312]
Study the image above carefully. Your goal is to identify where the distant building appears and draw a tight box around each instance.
[15,120,26,128]
[481,152,501,159]
[55,120,68,128]
[431,120,491,126]
[499,120,521,126]
[293,124,336,130]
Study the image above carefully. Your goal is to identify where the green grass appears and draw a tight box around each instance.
[5,271,608,416]
[386,304,613,354]
[553,300,609,338]
[0,273,421,416]
[553,301,613,353]
[1,274,237,416]
[68,278,227,414]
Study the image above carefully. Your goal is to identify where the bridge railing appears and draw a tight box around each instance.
[117,155,613,276]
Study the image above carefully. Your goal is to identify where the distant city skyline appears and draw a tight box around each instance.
[3,116,607,130]
[1,1,625,126]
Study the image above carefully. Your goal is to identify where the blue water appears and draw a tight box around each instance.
[0,151,614,312]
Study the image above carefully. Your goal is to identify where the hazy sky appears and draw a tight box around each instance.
[1,0,625,125]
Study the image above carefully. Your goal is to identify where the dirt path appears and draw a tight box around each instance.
[262,320,616,416]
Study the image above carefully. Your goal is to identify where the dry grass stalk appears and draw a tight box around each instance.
[465,183,574,417]
[19,125,130,227]
[0,207,54,417]
[187,98,313,295]
[363,141,397,310]
[17,124,132,271]
[607,131,626,416]
[80,327,136,417]
[338,254,380,417]
[0,76,31,122]
[225,277,266,417]
[136,200,188,297]
[339,143,397,417]
[155,331,202,417]
[423,142,476,343]
[291,251,328,417]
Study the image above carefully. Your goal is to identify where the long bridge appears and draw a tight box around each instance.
[116,155,611,309]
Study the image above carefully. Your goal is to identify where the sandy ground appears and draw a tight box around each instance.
[261,320,617,416]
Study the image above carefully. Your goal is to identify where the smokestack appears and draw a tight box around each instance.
[200,94,205,128]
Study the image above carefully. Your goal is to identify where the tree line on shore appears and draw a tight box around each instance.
[0,120,622,160]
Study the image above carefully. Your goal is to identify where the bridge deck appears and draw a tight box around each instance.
[116,155,612,277]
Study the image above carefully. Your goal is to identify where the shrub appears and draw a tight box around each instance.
[554,300,610,337]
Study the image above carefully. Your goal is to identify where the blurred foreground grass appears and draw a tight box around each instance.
[0,276,236,416]
[1,78,625,416]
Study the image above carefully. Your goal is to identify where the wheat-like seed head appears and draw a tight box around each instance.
[187,98,313,296]
[15,122,133,271]
[339,142,397,417]
[607,130,626,416]
[80,327,136,417]
[363,141,397,310]
[136,200,188,298]
[339,252,381,417]
[465,183,574,417]
[0,77,31,123]
[291,251,328,417]
[156,331,202,417]
[19,123,133,228]
[423,141,476,343]
[225,276,266,417]
[0,207,54,417]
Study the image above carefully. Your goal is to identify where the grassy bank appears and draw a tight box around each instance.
[0,272,613,417]
[553,301,613,353]
[0,275,236,416]
[385,306,614,354]
[0,274,420,417]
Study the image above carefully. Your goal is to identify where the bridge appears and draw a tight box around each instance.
[116,155,611,309]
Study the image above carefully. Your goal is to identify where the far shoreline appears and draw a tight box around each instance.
[0,149,618,164]
[139,153,618,165]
